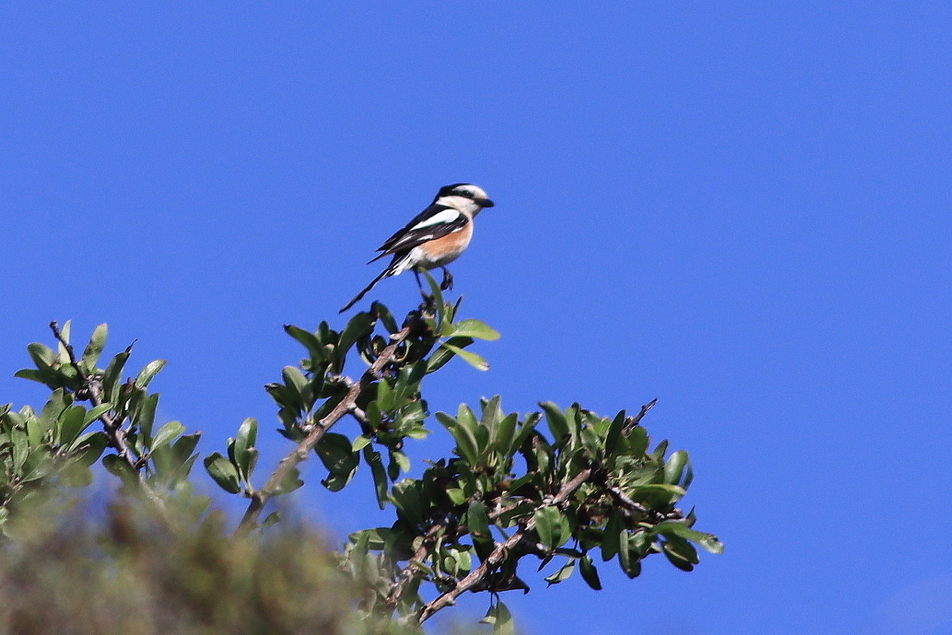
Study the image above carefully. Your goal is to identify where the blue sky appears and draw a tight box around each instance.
[2,3,951,634]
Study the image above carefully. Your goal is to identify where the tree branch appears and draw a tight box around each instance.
[237,324,414,533]
[416,467,594,624]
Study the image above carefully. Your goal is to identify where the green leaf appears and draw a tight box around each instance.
[604,409,627,458]
[480,395,503,425]
[439,415,480,465]
[539,402,569,445]
[58,405,90,447]
[438,342,489,371]
[136,393,158,441]
[376,377,394,411]
[13,369,48,384]
[457,403,479,430]
[27,342,57,370]
[203,453,241,494]
[534,506,567,550]
[493,600,515,635]
[662,537,699,572]
[650,439,669,461]
[509,413,540,455]
[364,447,388,509]
[8,428,27,476]
[494,413,517,458]
[261,511,281,529]
[81,323,108,370]
[151,420,184,450]
[283,324,325,362]
[55,320,72,362]
[101,349,131,403]
[425,335,473,372]
[391,450,411,475]
[565,403,582,448]
[601,511,622,561]
[617,531,642,578]
[171,432,201,464]
[22,448,55,482]
[338,311,375,357]
[154,431,201,479]
[315,433,357,470]
[234,417,258,478]
[467,500,491,541]
[624,425,649,458]
[35,390,67,445]
[631,483,686,505]
[102,454,137,486]
[402,359,429,387]
[384,452,399,481]
[372,302,398,333]
[652,521,724,555]
[134,359,167,389]
[390,480,425,525]
[237,448,258,485]
[681,461,695,492]
[71,431,108,464]
[80,402,111,425]
[281,366,308,400]
[315,433,359,491]
[351,435,372,452]
[278,466,304,493]
[447,319,501,341]
[544,559,575,586]
[446,488,466,505]
[235,416,258,452]
[663,450,689,485]
[420,270,446,324]
[579,555,602,590]
[321,469,355,493]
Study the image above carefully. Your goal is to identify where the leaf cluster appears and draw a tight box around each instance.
[345,397,723,628]
[205,277,501,532]
[3,321,203,528]
[0,277,721,632]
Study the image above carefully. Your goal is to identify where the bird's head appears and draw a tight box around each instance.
[434,183,495,214]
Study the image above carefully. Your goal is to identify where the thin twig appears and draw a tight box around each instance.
[49,321,168,514]
[623,398,658,433]
[237,324,414,534]
[604,485,651,515]
[385,524,443,612]
[50,322,138,470]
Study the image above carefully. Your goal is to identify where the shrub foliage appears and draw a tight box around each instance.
[1,276,722,633]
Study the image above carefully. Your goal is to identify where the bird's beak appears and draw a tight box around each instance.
[478,198,495,208]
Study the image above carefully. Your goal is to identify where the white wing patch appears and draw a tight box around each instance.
[410,208,461,230]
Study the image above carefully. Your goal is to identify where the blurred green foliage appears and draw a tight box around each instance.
[0,495,420,635]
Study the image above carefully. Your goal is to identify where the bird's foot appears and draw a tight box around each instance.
[440,267,454,291]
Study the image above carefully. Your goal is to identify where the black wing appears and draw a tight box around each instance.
[368,203,469,262]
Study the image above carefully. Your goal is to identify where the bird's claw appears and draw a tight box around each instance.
[440,268,454,291]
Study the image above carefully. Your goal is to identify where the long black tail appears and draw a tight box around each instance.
[339,267,390,313]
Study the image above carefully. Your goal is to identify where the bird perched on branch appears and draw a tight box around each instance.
[339,183,495,313]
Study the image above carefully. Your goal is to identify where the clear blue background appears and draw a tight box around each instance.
[2,3,951,634]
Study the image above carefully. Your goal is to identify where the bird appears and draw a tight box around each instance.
[339,183,494,313]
